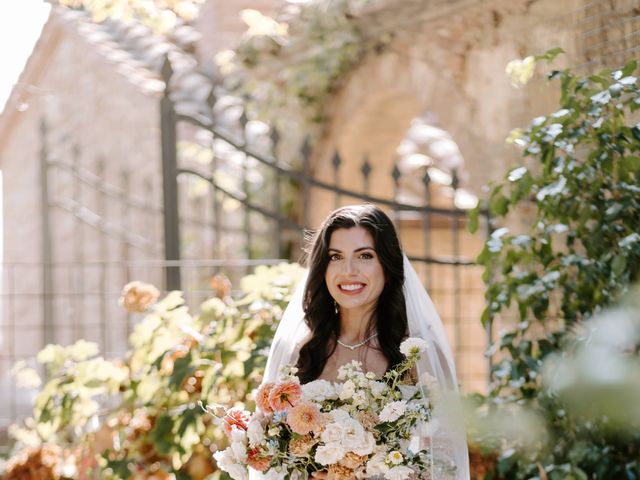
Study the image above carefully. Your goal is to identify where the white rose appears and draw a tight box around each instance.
[230,441,247,462]
[213,448,234,470]
[230,426,247,444]
[339,380,356,400]
[366,452,389,476]
[369,381,387,398]
[351,431,375,456]
[399,337,429,356]
[330,409,351,423]
[340,418,366,451]
[247,418,265,448]
[315,443,346,465]
[379,400,407,423]
[321,422,343,444]
[352,390,367,407]
[385,465,414,480]
[226,463,249,480]
[302,379,336,402]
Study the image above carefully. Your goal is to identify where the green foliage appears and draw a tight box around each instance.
[9,263,305,479]
[470,51,640,478]
[221,0,393,131]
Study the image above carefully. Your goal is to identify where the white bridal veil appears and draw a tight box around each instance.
[258,255,470,479]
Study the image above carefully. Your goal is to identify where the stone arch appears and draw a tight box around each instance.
[309,48,474,227]
[308,49,489,392]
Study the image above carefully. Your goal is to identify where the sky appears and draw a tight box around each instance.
[0,0,51,112]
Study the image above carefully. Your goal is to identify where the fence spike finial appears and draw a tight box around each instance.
[161,55,173,85]
[391,163,401,184]
[451,169,460,190]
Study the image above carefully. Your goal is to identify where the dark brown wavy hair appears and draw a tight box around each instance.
[296,204,408,384]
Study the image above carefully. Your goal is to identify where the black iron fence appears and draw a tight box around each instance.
[160,58,492,394]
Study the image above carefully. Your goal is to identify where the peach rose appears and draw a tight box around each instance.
[256,382,275,413]
[268,381,302,412]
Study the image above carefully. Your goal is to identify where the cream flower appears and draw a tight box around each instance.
[365,452,389,476]
[315,443,346,465]
[338,380,356,400]
[387,451,403,465]
[246,418,265,448]
[379,400,407,423]
[385,465,414,480]
[399,337,429,356]
[302,379,336,402]
[320,422,343,444]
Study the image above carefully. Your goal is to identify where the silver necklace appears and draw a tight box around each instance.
[336,333,378,351]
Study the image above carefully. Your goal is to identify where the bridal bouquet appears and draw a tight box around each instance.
[207,338,444,480]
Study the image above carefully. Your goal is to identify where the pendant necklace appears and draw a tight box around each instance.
[336,333,378,351]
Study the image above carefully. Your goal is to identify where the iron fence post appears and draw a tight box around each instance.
[161,56,181,290]
[39,119,54,348]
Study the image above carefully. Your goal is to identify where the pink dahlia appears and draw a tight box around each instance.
[287,401,322,435]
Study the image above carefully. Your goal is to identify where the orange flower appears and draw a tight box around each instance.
[256,382,275,413]
[247,448,271,472]
[289,435,317,457]
[223,408,250,437]
[118,281,160,313]
[268,381,302,412]
[286,401,322,435]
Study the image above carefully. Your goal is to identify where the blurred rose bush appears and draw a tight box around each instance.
[6,263,304,480]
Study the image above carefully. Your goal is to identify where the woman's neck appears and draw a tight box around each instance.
[339,308,375,343]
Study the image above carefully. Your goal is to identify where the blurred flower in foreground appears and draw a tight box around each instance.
[542,287,640,431]
[118,281,160,313]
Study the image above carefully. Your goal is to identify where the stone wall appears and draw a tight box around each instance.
[305,0,640,391]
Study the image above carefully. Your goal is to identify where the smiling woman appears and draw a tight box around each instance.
[258,203,470,479]
[297,205,407,384]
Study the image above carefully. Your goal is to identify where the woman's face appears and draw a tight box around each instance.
[324,227,385,317]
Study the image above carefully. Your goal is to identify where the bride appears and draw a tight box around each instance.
[259,204,469,479]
